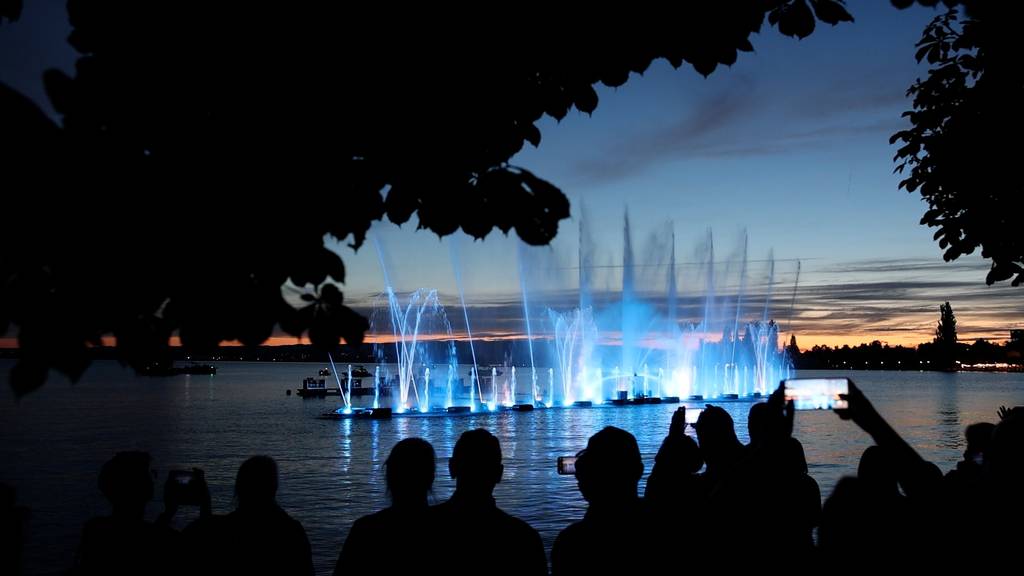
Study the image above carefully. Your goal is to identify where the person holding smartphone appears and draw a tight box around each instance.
[645,407,705,507]
[72,452,182,576]
[552,426,657,576]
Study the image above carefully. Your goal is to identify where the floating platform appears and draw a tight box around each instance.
[317,394,765,420]
[317,407,393,420]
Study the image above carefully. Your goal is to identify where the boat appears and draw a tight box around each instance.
[296,367,393,398]
[141,362,217,376]
[297,374,340,397]
[178,363,217,375]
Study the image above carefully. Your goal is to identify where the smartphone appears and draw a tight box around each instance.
[685,407,704,424]
[557,456,577,475]
[167,469,204,505]
[783,377,849,410]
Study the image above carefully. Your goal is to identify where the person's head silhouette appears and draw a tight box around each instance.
[748,402,770,447]
[695,405,740,456]
[235,455,278,510]
[449,429,503,497]
[858,445,898,495]
[385,437,435,507]
[575,426,643,506]
[964,422,996,465]
[98,451,154,519]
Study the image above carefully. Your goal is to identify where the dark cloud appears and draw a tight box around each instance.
[344,262,1024,344]
[566,58,921,185]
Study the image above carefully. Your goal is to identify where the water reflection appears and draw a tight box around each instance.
[1,363,1023,575]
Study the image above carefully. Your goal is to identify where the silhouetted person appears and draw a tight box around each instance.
[708,386,818,562]
[432,429,546,576]
[835,381,943,498]
[979,406,1024,564]
[832,381,945,568]
[72,451,179,576]
[774,437,821,551]
[820,445,906,565]
[645,407,706,509]
[189,456,312,576]
[0,483,29,576]
[694,405,744,485]
[334,438,436,575]
[946,421,995,488]
[746,401,770,449]
[552,426,655,576]
[644,408,706,555]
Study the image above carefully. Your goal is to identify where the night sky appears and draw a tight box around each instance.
[3,1,1021,348]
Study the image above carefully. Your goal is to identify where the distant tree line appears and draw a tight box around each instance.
[790,338,1023,370]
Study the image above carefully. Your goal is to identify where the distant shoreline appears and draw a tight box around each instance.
[0,340,1019,373]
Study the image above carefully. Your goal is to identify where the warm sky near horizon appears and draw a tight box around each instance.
[2,1,1022,350]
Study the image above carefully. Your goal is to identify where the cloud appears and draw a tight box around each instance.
[572,88,904,184]
[342,256,1024,347]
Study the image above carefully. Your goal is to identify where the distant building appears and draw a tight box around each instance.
[1012,329,1024,343]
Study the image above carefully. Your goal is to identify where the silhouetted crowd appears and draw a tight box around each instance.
[2,381,1021,575]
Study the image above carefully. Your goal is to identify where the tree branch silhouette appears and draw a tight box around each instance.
[890,1,1024,287]
[1,1,854,395]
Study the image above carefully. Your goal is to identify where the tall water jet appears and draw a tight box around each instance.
[621,209,638,394]
[729,232,749,394]
[446,364,454,408]
[368,286,458,412]
[699,229,715,399]
[373,365,380,409]
[347,365,353,406]
[549,307,598,406]
[518,242,537,379]
[328,353,350,412]
[667,226,678,334]
[490,367,498,410]
[547,368,554,408]
[450,240,483,404]
[578,204,593,312]
[762,250,776,325]
[470,367,477,410]
[531,367,539,405]
[423,367,430,412]
[509,366,517,406]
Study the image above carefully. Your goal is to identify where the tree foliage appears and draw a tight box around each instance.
[890,1,1024,286]
[934,301,958,370]
[935,301,958,346]
[0,1,854,395]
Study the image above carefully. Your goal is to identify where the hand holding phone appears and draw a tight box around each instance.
[670,407,686,436]
[166,468,208,507]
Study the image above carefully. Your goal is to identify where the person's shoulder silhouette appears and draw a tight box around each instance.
[217,456,313,576]
[1,483,30,576]
[335,437,436,575]
[553,426,652,576]
[431,428,546,576]
[72,451,179,576]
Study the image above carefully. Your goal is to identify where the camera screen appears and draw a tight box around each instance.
[783,378,849,410]
[557,456,577,475]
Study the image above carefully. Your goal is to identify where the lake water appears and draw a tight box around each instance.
[2,361,1022,575]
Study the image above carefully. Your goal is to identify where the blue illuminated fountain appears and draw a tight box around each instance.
[331,212,794,418]
[530,213,793,408]
[368,287,460,413]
